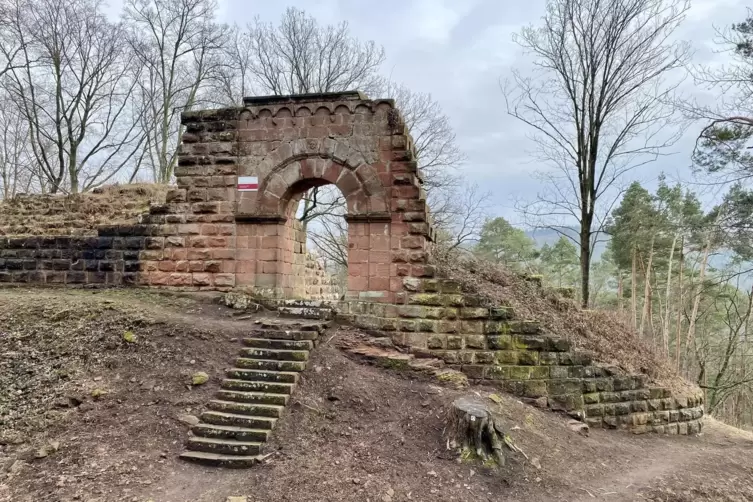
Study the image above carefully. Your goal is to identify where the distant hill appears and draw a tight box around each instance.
[526,227,608,261]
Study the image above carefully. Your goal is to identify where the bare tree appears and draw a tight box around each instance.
[124,0,227,183]
[432,182,492,252]
[236,7,385,98]
[4,0,145,193]
[506,0,690,307]
[0,91,34,198]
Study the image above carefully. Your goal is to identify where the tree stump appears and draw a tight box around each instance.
[447,397,508,467]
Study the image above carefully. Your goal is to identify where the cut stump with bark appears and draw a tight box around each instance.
[447,396,509,467]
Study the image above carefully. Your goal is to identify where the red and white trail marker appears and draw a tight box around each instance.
[237,176,259,191]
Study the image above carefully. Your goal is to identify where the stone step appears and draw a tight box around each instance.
[243,338,314,351]
[277,306,334,320]
[221,378,295,394]
[208,400,285,418]
[226,368,299,384]
[247,329,320,341]
[240,347,309,361]
[215,390,290,406]
[179,451,261,468]
[201,410,277,429]
[259,319,330,332]
[191,423,270,442]
[185,436,262,456]
[235,358,307,372]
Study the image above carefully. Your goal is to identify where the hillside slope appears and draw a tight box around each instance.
[0,289,751,502]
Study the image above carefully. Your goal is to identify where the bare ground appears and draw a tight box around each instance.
[1,288,752,502]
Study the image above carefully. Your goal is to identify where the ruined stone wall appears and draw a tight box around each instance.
[0,229,150,286]
[304,253,341,301]
[0,184,166,237]
[341,277,704,435]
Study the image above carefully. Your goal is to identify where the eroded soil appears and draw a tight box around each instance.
[1,288,752,502]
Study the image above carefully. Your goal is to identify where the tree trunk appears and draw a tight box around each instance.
[685,239,711,373]
[446,397,509,467]
[631,247,638,329]
[663,233,678,357]
[639,234,655,338]
[675,236,684,370]
[617,271,624,314]
[580,225,591,308]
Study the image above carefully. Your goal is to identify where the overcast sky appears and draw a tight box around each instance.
[113,0,749,223]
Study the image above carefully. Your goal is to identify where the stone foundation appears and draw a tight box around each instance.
[339,277,704,435]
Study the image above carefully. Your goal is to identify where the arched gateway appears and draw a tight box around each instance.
[152,91,436,302]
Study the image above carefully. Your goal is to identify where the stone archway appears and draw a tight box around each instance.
[151,91,435,302]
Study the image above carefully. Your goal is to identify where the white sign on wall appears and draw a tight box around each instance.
[237,176,259,192]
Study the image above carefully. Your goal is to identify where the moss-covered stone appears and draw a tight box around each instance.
[436,370,468,389]
[447,335,463,350]
[539,352,559,365]
[427,334,446,350]
[192,372,209,386]
[474,351,495,364]
[464,334,486,349]
[508,366,532,380]
[583,393,600,405]
[518,351,539,366]
[530,366,550,379]
[485,365,510,380]
[495,350,519,365]
[488,335,513,350]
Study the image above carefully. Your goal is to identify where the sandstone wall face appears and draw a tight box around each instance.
[341,277,704,435]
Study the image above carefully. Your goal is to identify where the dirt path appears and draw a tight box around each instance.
[2,289,753,502]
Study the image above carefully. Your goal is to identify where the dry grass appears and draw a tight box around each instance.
[434,254,697,394]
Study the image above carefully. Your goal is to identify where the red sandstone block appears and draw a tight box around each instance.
[369,263,391,277]
[187,249,211,260]
[257,248,278,261]
[336,170,360,196]
[391,263,411,277]
[216,224,234,236]
[149,272,170,286]
[158,261,176,272]
[177,224,201,235]
[140,250,163,261]
[214,273,235,287]
[140,261,159,272]
[369,277,390,293]
[261,261,279,274]
[237,249,256,261]
[211,249,234,260]
[188,236,209,248]
[236,260,256,274]
[201,224,218,235]
[207,236,229,248]
[370,197,389,213]
[236,273,255,286]
[222,261,236,273]
[175,261,189,272]
[261,236,280,249]
[191,273,212,287]
[349,263,369,277]
[401,236,424,249]
[170,248,188,261]
[321,163,341,184]
[348,275,368,291]
[189,261,205,272]
[390,277,404,292]
[370,235,390,251]
[204,261,222,273]
[169,273,192,287]
[262,225,281,237]
[350,250,368,264]
[165,236,185,247]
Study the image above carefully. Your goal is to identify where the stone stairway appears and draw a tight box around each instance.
[179,317,330,467]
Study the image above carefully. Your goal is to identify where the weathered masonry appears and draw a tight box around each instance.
[0,92,703,438]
